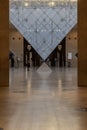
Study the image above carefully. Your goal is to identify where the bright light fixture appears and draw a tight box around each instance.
[24,2,29,7]
[49,1,55,7]
[71,0,77,1]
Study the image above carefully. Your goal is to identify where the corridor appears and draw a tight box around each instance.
[0,67,87,130]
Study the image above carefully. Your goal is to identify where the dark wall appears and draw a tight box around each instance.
[23,38,41,67]
[47,38,66,67]
[23,38,66,67]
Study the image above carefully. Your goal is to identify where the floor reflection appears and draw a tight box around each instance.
[0,67,87,130]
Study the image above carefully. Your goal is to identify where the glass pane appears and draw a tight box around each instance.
[10,0,77,60]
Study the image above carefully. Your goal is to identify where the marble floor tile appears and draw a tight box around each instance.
[0,67,87,130]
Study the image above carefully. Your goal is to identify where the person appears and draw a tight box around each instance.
[27,60,30,71]
[11,55,15,67]
[75,53,78,58]
[9,51,15,67]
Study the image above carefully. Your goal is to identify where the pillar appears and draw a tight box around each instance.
[0,0,9,86]
[78,0,87,86]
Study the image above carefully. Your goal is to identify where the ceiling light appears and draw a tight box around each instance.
[24,2,29,7]
[71,0,77,2]
[49,1,55,7]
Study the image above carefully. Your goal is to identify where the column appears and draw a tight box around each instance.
[78,0,87,86]
[0,0,9,86]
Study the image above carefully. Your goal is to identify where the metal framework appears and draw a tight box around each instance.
[10,0,77,60]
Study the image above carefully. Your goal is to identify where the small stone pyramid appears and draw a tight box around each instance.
[37,62,52,73]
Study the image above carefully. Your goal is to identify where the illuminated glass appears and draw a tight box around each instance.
[10,0,77,60]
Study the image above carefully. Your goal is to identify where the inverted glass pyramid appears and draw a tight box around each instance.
[9,0,77,60]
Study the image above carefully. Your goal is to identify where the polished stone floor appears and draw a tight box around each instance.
[0,67,87,130]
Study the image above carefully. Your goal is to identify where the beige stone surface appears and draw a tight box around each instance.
[0,0,9,86]
[78,0,87,86]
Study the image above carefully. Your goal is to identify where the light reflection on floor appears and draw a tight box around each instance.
[0,67,87,130]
